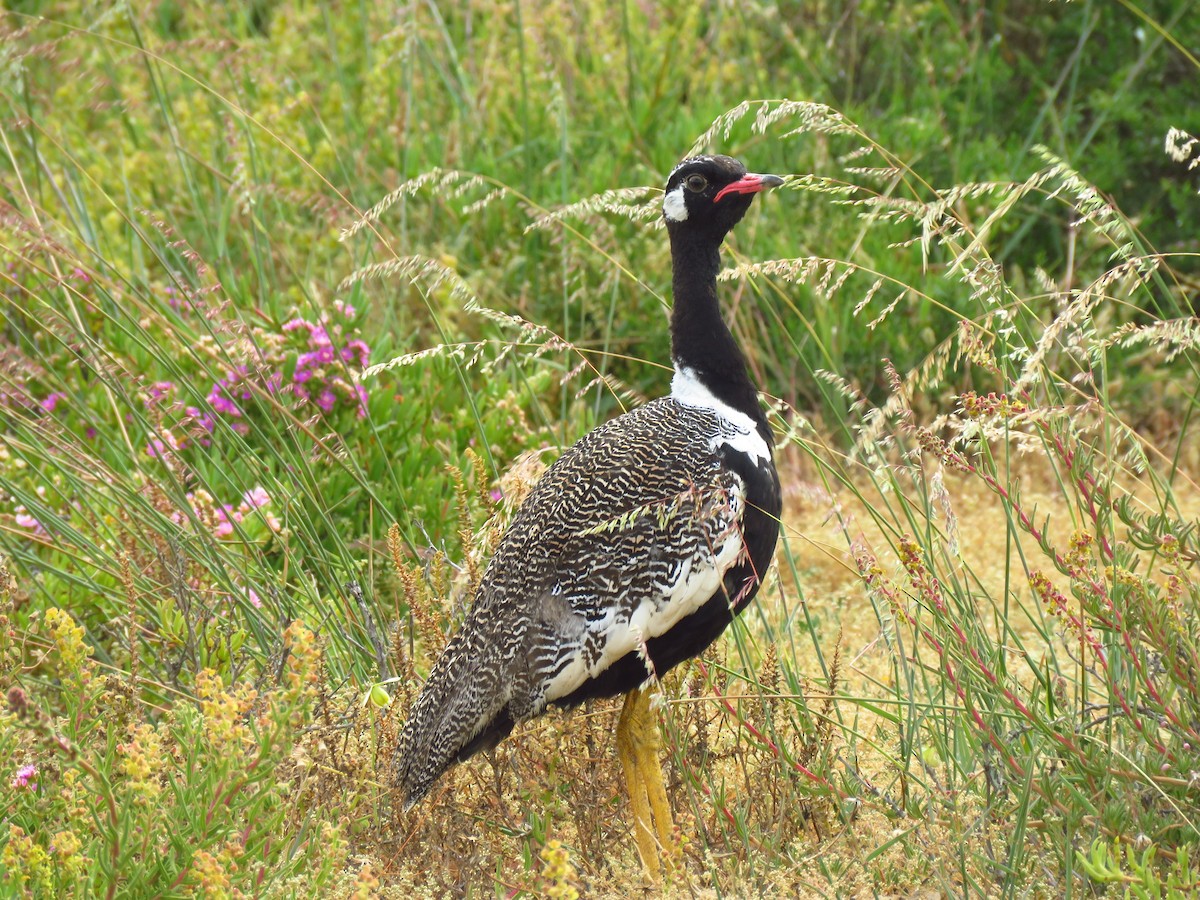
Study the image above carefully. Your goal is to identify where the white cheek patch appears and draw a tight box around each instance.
[663,184,689,222]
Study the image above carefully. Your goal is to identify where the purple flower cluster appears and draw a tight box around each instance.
[184,406,216,438]
[142,302,369,463]
[144,382,176,407]
[203,364,283,434]
[282,303,370,417]
[10,763,37,791]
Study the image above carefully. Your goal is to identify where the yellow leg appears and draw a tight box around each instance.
[617,686,675,880]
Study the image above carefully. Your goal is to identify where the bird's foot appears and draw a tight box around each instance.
[617,686,678,883]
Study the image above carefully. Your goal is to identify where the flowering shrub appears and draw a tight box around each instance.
[283,300,370,417]
[139,299,370,465]
[150,300,372,460]
[1,603,345,896]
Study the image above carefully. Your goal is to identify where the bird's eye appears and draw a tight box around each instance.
[685,174,708,193]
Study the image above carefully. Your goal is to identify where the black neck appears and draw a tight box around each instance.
[668,229,770,441]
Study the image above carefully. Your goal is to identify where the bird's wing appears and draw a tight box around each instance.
[478,398,749,705]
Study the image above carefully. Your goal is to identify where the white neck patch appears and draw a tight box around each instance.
[670,363,771,465]
[662,184,689,222]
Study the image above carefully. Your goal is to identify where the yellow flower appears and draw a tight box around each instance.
[196,670,256,752]
[42,608,94,680]
[190,848,231,899]
[1,825,53,896]
[119,722,165,804]
[281,621,321,703]
[540,839,580,900]
[350,863,381,900]
[50,829,88,880]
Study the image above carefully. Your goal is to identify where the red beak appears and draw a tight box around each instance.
[713,173,785,203]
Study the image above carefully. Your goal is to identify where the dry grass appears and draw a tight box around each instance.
[791,446,1200,649]
[293,444,1200,897]
[763,445,1200,895]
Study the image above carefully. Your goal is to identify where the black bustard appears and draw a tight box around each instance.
[393,155,784,878]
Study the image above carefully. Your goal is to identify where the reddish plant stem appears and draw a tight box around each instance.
[694,660,847,800]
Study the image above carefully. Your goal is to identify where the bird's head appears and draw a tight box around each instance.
[662,155,784,238]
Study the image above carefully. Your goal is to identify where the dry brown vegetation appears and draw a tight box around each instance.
[276,443,1199,897]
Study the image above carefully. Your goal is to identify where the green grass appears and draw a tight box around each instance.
[2,0,1199,895]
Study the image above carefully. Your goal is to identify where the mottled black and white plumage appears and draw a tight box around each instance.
[395,155,784,808]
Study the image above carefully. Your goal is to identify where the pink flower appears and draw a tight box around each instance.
[316,389,336,413]
[245,587,263,609]
[282,317,312,334]
[297,346,335,371]
[340,339,370,368]
[207,383,242,417]
[40,392,67,413]
[146,429,185,459]
[11,763,37,791]
[147,382,176,405]
[14,507,46,535]
[213,505,242,538]
[185,406,216,433]
[242,486,271,509]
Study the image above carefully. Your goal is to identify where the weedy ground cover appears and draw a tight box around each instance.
[2,2,1198,896]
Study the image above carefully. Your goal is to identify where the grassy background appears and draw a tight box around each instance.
[2,0,1199,896]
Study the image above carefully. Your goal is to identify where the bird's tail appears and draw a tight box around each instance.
[392,624,516,809]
